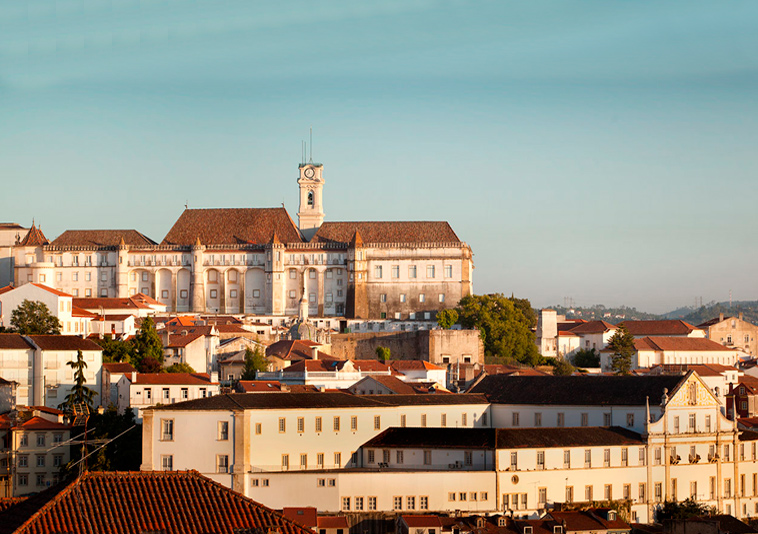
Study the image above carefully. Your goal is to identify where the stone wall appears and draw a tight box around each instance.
[330,328,483,366]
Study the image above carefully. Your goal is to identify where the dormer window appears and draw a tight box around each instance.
[499,518,507,527]
[740,387,746,395]
[554,527,564,534]
[608,511,617,521]
[524,527,533,534]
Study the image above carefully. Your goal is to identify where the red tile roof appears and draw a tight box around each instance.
[130,373,217,385]
[282,507,318,529]
[73,297,151,310]
[71,306,96,318]
[0,285,14,295]
[0,334,33,350]
[0,470,315,534]
[50,229,156,247]
[312,221,460,245]
[28,283,71,298]
[402,515,444,528]
[27,335,102,352]
[568,320,617,334]
[649,363,737,376]
[620,320,702,336]
[162,207,303,245]
[355,375,419,394]
[18,225,48,246]
[267,339,332,361]
[102,362,136,374]
[390,360,444,371]
[630,336,735,352]
[237,381,285,393]
[131,292,164,307]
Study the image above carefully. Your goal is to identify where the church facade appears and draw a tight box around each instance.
[11,163,473,319]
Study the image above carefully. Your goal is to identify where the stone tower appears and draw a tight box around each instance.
[297,163,325,241]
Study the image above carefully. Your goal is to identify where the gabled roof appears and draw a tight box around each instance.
[619,319,702,336]
[0,334,33,350]
[311,221,461,245]
[469,374,685,406]
[318,516,350,529]
[18,224,48,247]
[26,335,102,352]
[354,375,419,394]
[282,507,318,529]
[0,470,314,534]
[567,320,617,334]
[629,336,735,352]
[267,339,331,361]
[102,362,136,374]
[73,297,152,311]
[29,283,72,298]
[162,207,303,245]
[389,360,444,372]
[401,515,444,528]
[237,381,285,393]
[50,229,156,247]
[649,363,737,377]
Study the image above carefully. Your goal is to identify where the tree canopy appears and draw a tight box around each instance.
[436,309,459,330]
[656,497,716,522]
[573,348,600,368]
[551,358,575,376]
[455,294,540,366]
[165,362,196,374]
[240,345,268,380]
[10,299,61,335]
[375,346,391,362]
[607,324,635,375]
[131,317,164,373]
[94,335,135,365]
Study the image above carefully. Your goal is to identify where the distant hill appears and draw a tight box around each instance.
[548,305,661,324]
[664,301,758,326]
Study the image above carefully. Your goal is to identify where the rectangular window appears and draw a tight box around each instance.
[374,415,381,430]
[621,447,628,466]
[604,448,611,467]
[400,414,407,427]
[725,478,732,498]
[334,452,341,466]
[444,265,453,278]
[419,496,428,510]
[279,418,286,433]
[368,497,377,511]
[639,483,646,501]
[255,423,262,435]
[581,413,589,426]
[510,451,518,470]
[374,266,383,279]
[393,496,402,510]
[355,497,364,511]
[537,450,545,469]
[408,266,417,279]
[161,455,173,471]
[349,416,357,431]
[397,450,404,464]
[297,417,305,433]
[427,265,435,278]
[584,449,591,468]
[315,417,322,432]
[391,265,400,278]
[421,414,427,427]
[690,481,698,499]
[689,413,696,431]
[180,388,188,399]
[407,496,415,510]
[343,497,351,511]
[639,447,646,466]
[566,486,573,503]
[419,293,425,303]
[382,450,390,464]
[317,453,324,467]
[655,482,662,501]
[424,450,432,465]
[724,444,731,461]
[563,450,571,468]
[557,413,565,427]
[333,416,340,431]
[623,484,631,500]
[604,484,612,500]
[367,450,375,464]
[441,413,447,427]
[585,485,593,501]
[464,451,473,466]
[300,454,307,469]
[217,455,229,473]
[655,447,662,465]
[512,412,520,427]
[218,421,229,441]
[282,455,289,470]
[36,455,45,467]
[161,419,174,441]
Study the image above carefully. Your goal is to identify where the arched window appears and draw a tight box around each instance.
[307,191,314,206]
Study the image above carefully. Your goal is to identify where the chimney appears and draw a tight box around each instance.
[210,371,218,383]
[311,346,319,360]
[720,313,724,322]
[131,371,137,382]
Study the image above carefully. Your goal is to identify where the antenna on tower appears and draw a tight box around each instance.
[309,127,313,163]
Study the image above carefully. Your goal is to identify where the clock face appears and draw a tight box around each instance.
[304,167,315,178]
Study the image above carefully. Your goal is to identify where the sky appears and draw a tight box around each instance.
[1,1,757,314]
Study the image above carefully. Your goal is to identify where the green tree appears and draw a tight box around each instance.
[59,350,98,411]
[509,296,537,329]
[165,363,196,373]
[240,345,268,380]
[10,299,61,335]
[93,335,135,364]
[607,324,635,375]
[64,406,141,474]
[656,497,716,522]
[455,294,541,366]
[436,309,459,330]
[573,348,600,368]
[551,358,575,376]
[132,317,164,373]
[376,346,391,362]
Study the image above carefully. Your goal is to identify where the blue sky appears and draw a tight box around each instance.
[1,1,757,313]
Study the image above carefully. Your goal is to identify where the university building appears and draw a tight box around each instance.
[10,162,473,319]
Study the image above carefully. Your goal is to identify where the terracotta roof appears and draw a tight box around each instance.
[102,362,136,374]
[0,334,33,350]
[162,207,303,245]
[267,339,331,361]
[649,363,737,377]
[619,319,702,336]
[389,360,444,371]
[71,306,97,318]
[0,285,14,295]
[482,364,548,377]
[548,510,630,531]
[237,381,285,393]
[164,332,207,348]
[354,375,419,394]
[17,416,69,431]
[149,391,487,411]
[27,335,102,352]
[402,516,444,528]
[18,225,48,246]
[470,374,685,406]
[203,315,244,325]
[317,516,350,529]
[131,293,164,307]
[215,324,250,334]
[50,229,156,247]
[312,221,460,245]
[0,470,314,534]
[73,297,151,311]
[130,373,216,385]
[282,507,317,529]
[629,336,735,352]
[567,320,617,334]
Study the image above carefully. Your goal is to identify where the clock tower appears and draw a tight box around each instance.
[297,162,325,241]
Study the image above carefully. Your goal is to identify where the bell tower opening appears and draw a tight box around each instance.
[297,162,325,241]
